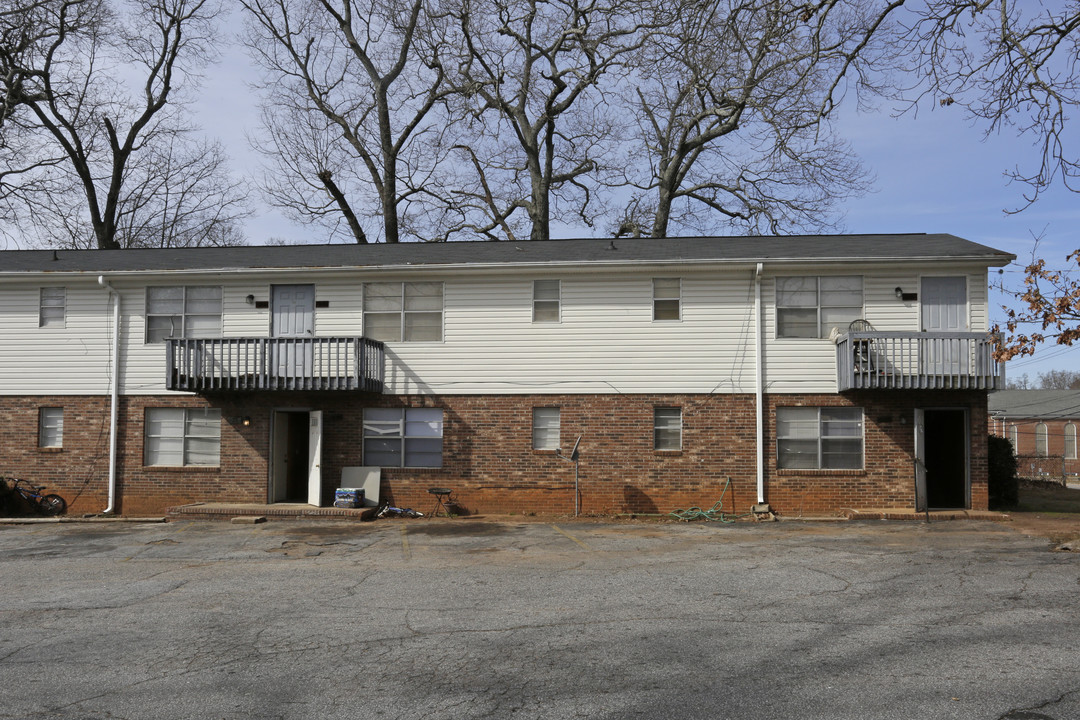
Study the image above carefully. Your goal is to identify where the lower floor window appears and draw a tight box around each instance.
[38,407,64,448]
[654,407,682,450]
[145,408,221,466]
[363,408,443,467]
[777,407,863,469]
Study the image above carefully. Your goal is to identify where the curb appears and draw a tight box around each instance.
[0,516,168,524]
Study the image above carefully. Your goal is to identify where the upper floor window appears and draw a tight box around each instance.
[39,287,66,328]
[146,286,222,343]
[362,408,443,467]
[653,278,681,321]
[777,406,864,469]
[1065,423,1077,460]
[38,407,63,448]
[776,276,863,338]
[654,407,682,450]
[144,408,221,466]
[1035,423,1048,457]
[533,280,561,322]
[364,282,443,342]
[532,407,561,450]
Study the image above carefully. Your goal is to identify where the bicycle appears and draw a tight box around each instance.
[0,477,67,516]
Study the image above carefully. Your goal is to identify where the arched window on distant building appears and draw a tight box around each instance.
[1009,424,1019,451]
[1066,423,1077,460]
[1036,423,1049,457]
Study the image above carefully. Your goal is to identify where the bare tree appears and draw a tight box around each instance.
[904,1,1080,210]
[621,0,905,238]
[242,0,460,244]
[0,0,248,249]
[451,0,651,242]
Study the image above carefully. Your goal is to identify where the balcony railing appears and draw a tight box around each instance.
[836,331,1002,391]
[165,337,384,392]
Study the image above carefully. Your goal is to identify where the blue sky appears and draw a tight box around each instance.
[197,37,1078,382]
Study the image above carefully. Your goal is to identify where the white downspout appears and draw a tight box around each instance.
[98,276,120,515]
[755,262,765,505]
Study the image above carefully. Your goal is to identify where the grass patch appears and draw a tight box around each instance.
[1015,483,1080,514]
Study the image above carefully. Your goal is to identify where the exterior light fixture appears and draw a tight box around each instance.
[242,417,251,427]
[895,287,903,299]
[245,294,255,305]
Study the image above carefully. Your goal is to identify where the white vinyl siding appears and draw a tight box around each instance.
[533,280,560,322]
[39,288,66,328]
[362,408,443,467]
[364,282,443,342]
[38,407,63,448]
[532,407,560,449]
[144,408,221,466]
[777,407,863,469]
[0,264,996,397]
[145,286,222,343]
[654,407,682,450]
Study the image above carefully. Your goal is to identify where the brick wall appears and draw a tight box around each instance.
[989,417,1079,478]
[0,390,990,517]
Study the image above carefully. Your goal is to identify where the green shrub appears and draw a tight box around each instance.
[988,434,1019,509]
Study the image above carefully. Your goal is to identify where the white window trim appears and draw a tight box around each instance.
[532,407,561,450]
[363,282,444,342]
[39,287,66,328]
[775,276,864,339]
[362,408,444,467]
[1035,422,1048,457]
[145,286,223,343]
[144,408,221,467]
[776,407,864,470]
[654,407,682,450]
[1065,423,1077,460]
[38,407,64,448]
[532,280,561,323]
[652,278,681,322]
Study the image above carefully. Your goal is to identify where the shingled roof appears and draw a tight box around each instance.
[0,233,1014,274]
[989,390,1080,420]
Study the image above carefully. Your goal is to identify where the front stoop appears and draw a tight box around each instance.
[167,502,378,521]
[843,508,1010,522]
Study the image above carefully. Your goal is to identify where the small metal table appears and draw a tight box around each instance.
[427,487,455,518]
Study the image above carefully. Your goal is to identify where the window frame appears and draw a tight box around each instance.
[532,407,561,450]
[1066,423,1077,460]
[38,407,64,449]
[143,407,221,467]
[776,406,864,470]
[363,282,444,342]
[1035,422,1048,457]
[652,278,681,321]
[362,407,444,467]
[775,276,864,339]
[532,279,561,323]
[144,286,223,343]
[39,287,66,328]
[653,407,682,451]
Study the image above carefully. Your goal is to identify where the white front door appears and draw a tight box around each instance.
[271,285,315,378]
[921,276,968,375]
[308,410,323,506]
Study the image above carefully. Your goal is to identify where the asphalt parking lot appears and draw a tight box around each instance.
[1,517,1078,720]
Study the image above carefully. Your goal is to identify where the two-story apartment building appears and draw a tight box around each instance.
[0,234,1013,517]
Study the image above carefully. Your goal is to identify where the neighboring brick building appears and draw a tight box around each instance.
[0,234,1013,516]
[989,390,1080,481]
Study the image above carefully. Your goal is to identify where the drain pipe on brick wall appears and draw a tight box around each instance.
[98,276,120,515]
[754,263,765,508]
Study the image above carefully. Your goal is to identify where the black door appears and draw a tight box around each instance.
[924,409,968,508]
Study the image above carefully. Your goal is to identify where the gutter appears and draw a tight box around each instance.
[754,262,765,506]
[98,276,120,515]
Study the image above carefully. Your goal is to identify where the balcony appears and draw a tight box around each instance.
[836,331,1002,391]
[165,337,384,392]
